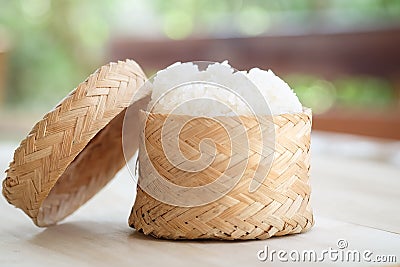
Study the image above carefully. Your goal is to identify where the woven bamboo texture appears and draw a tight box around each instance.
[3,59,147,227]
[130,108,313,240]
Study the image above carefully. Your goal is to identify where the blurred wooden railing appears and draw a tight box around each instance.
[108,27,400,139]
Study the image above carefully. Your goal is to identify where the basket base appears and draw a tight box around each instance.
[129,187,314,240]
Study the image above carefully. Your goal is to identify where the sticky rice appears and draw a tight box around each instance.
[148,61,302,116]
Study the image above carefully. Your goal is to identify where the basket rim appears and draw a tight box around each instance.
[140,106,312,118]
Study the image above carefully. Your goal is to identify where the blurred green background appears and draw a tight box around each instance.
[0,0,400,139]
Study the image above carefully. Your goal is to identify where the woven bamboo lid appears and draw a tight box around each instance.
[2,59,149,226]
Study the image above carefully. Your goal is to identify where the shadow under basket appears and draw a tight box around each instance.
[129,108,314,240]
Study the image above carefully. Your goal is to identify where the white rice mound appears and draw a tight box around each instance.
[148,61,302,116]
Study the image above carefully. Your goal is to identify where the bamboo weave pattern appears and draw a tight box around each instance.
[3,60,147,226]
[130,109,313,239]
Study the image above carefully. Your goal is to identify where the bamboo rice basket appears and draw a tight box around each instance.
[129,108,314,240]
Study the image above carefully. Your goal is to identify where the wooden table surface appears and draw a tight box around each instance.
[0,132,399,266]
